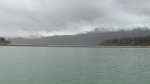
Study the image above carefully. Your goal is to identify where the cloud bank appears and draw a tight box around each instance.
[0,0,150,37]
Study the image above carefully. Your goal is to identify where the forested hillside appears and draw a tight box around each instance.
[99,36,150,46]
[0,37,11,44]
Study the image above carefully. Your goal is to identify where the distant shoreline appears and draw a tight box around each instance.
[0,44,150,48]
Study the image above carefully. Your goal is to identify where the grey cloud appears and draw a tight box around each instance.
[0,0,149,37]
[0,0,108,31]
[115,0,150,16]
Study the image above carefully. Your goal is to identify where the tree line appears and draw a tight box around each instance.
[99,35,150,46]
[0,37,11,44]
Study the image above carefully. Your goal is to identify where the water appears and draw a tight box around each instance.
[0,46,150,84]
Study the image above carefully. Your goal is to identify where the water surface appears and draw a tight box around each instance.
[0,46,150,84]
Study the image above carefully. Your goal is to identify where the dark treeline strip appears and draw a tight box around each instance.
[0,37,11,44]
[99,36,150,46]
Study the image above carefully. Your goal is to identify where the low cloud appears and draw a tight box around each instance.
[0,0,150,37]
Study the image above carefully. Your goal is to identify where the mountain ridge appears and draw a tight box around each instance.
[11,28,150,45]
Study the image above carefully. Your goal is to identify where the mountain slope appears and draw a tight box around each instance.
[11,28,150,45]
[99,35,150,46]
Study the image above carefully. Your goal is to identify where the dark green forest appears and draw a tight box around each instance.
[99,35,150,46]
[0,37,11,44]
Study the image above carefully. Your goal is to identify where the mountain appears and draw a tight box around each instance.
[11,28,150,45]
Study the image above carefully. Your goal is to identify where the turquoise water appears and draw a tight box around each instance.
[0,47,150,84]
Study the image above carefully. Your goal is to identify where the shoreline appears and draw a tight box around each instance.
[0,44,150,48]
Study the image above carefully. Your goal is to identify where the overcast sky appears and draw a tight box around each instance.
[0,0,150,37]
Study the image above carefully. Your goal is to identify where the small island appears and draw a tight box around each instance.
[99,35,150,46]
[0,37,11,45]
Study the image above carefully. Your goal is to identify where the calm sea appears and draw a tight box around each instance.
[0,46,150,84]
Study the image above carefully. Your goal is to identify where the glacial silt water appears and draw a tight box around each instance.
[0,46,150,84]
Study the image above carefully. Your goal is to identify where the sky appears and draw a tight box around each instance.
[0,0,150,37]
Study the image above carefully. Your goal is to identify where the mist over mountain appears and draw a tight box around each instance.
[11,27,150,45]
